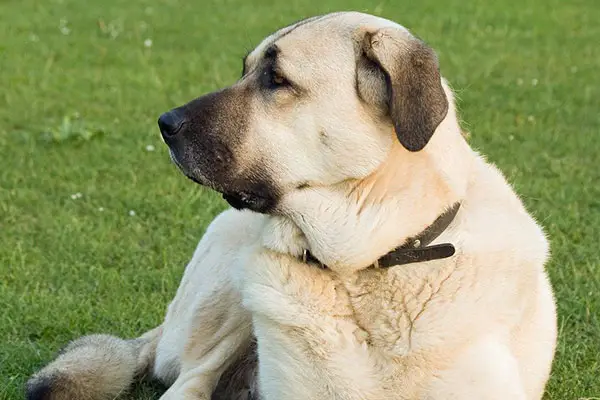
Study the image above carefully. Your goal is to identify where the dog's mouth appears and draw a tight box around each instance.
[182,172,274,212]
[169,150,278,213]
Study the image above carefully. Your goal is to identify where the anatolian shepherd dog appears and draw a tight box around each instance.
[27,11,557,400]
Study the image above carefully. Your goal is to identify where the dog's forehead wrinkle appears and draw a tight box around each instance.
[249,12,408,62]
[263,13,342,47]
[248,14,415,80]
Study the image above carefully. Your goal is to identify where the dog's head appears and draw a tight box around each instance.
[159,12,449,213]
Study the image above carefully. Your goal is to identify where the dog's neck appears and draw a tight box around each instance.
[263,127,474,274]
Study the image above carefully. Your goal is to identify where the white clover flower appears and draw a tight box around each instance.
[527,115,535,122]
[144,38,153,48]
[59,18,71,35]
[128,210,136,216]
[70,192,83,200]
[145,144,155,152]
[531,78,538,86]
[98,207,105,212]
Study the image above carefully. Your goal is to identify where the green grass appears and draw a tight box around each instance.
[0,0,598,398]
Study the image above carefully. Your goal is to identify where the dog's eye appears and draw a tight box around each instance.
[273,73,286,86]
[261,68,290,90]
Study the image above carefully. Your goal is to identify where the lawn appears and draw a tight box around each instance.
[0,0,598,398]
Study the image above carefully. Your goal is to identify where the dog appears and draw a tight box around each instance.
[26,11,557,400]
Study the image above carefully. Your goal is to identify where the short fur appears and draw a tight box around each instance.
[27,12,556,400]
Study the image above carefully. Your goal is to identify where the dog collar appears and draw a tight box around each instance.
[302,202,461,269]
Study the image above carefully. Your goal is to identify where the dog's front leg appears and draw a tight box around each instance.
[159,293,252,400]
[242,253,386,400]
[157,209,262,400]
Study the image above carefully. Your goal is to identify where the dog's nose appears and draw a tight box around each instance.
[158,109,185,139]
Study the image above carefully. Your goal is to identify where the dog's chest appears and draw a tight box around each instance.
[341,261,464,355]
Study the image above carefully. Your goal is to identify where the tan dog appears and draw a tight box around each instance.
[27,12,557,400]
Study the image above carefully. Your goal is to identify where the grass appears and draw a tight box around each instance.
[0,0,598,398]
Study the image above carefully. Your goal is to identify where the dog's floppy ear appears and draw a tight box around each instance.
[358,28,448,152]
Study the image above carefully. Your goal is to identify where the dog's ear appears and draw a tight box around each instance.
[357,28,448,152]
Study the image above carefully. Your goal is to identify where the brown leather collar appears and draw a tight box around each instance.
[302,202,461,269]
